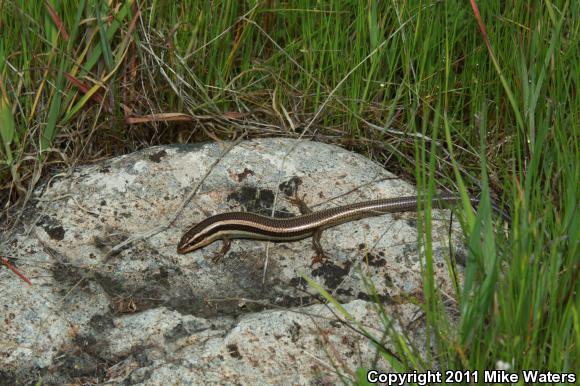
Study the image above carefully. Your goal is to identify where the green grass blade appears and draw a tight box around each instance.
[95,2,114,71]
[0,80,16,164]
[42,58,65,152]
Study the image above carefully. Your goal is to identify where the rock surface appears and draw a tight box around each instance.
[0,138,464,384]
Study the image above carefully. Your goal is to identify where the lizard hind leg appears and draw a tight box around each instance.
[287,192,331,266]
[310,229,329,266]
[211,238,231,262]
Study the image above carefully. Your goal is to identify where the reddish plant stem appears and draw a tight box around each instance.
[0,255,32,286]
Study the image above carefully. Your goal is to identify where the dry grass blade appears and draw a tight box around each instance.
[126,112,195,124]
[64,72,104,104]
[44,0,69,41]
[126,111,249,124]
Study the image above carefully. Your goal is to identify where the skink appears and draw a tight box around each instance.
[176,193,484,258]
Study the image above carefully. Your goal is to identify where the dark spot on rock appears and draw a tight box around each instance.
[358,243,366,250]
[99,166,110,173]
[60,350,102,379]
[357,292,370,301]
[89,314,114,332]
[36,216,66,240]
[35,215,49,226]
[227,186,289,217]
[289,322,301,342]
[273,294,321,309]
[149,150,167,163]
[289,276,307,289]
[51,262,84,285]
[100,200,106,206]
[336,288,353,297]
[279,176,303,197]
[94,272,126,296]
[258,189,275,209]
[312,262,350,289]
[134,350,150,367]
[73,334,98,354]
[227,343,242,359]
[330,320,341,328]
[153,267,170,287]
[236,168,254,182]
[384,273,393,286]
[365,253,386,267]
[357,291,392,303]
[228,186,258,204]
[165,322,190,342]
